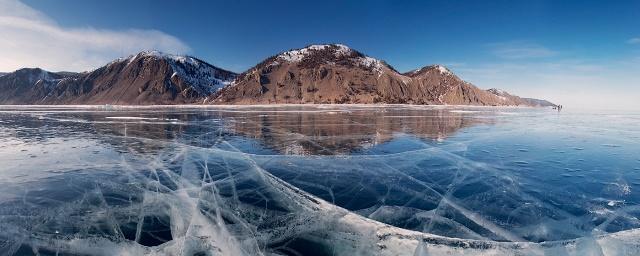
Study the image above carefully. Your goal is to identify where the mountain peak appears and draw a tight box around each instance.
[268,44,389,73]
[405,64,453,77]
[432,65,452,75]
[276,44,353,62]
[123,50,205,67]
[9,68,63,84]
[102,50,237,95]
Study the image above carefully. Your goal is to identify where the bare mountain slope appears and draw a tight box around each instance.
[214,44,548,106]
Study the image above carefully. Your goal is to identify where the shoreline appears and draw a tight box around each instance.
[0,103,550,109]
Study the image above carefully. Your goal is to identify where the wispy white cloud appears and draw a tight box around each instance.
[488,41,557,59]
[627,38,640,44]
[0,0,190,72]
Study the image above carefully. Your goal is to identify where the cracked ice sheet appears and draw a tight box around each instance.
[0,105,640,255]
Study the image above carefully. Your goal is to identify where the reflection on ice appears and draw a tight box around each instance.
[0,105,639,255]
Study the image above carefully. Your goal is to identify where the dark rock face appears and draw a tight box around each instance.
[0,52,236,105]
[0,68,75,104]
[214,44,549,106]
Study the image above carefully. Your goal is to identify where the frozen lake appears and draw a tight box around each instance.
[0,105,639,255]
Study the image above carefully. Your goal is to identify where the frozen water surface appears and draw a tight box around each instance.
[0,105,639,255]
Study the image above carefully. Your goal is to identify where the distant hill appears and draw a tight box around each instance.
[520,98,556,107]
[0,45,553,106]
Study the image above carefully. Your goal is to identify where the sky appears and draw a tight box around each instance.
[1,0,639,110]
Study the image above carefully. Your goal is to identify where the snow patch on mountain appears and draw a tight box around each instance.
[487,88,511,101]
[435,65,451,75]
[131,51,204,67]
[407,65,453,76]
[277,44,352,62]
[274,44,386,73]
[358,56,385,74]
[487,88,506,95]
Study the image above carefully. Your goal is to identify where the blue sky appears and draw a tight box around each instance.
[2,0,639,109]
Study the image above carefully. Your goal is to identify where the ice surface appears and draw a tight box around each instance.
[0,105,639,255]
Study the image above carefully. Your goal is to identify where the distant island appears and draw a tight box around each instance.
[0,44,554,107]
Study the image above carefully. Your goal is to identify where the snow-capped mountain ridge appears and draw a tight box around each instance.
[271,44,388,74]
[276,44,352,62]
[127,51,203,67]
[405,64,453,77]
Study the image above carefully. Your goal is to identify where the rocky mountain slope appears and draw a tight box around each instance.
[0,68,77,104]
[0,45,553,106]
[214,44,552,106]
[0,51,237,105]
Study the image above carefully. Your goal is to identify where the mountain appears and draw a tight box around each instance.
[520,98,556,107]
[399,65,526,105]
[0,68,77,104]
[213,44,549,106]
[0,51,237,105]
[212,44,400,104]
[485,88,555,107]
[0,45,553,106]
